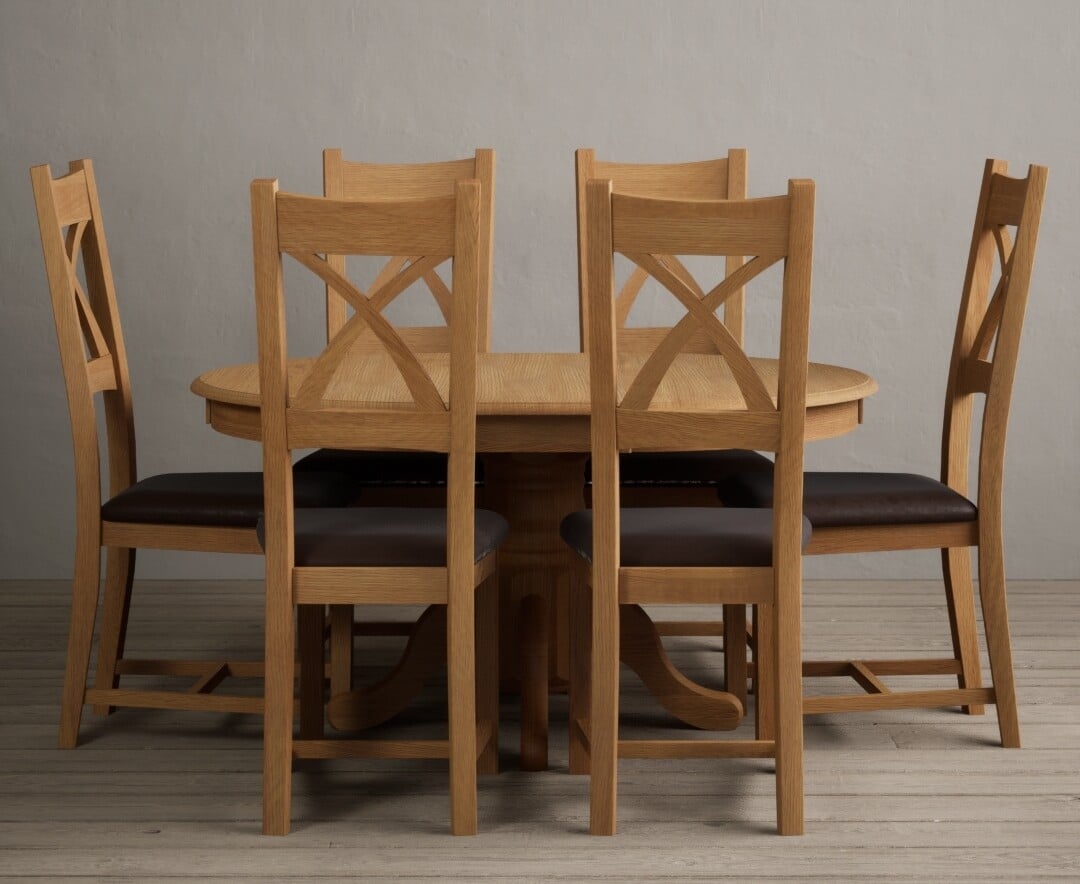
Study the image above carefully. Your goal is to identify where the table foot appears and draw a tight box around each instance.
[620,604,744,730]
[327,605,446,732]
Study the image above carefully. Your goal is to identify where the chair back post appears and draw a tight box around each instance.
[576,148,749,354]
[30,159,138,524]
[31,164,102,527]
[941,159,1006,497]
[584,178,621,581]
[940,160,1048,509]
[71,160,138,500]
[251,177,295,561]
[322,149,348,341]
[447,178,482,581]
[977,164,1048,516]
[723,148,749,343]
[772,178,815,581]
[576,149,598,353]
[473,149,496,352]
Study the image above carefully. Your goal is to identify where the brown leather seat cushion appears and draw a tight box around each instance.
[100,472,356,529]
[717,471,978,528]
[293,449,484,486]
[585,449,774,487]
[560,507,811,567]
[257,507,509,567]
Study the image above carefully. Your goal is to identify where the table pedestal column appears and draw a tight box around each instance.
[481,453,588,770]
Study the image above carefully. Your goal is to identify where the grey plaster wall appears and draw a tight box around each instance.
[1,0,1077,580]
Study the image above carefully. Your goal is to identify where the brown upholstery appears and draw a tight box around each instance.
[257,507,509,567]
[293,449,484,487]
[101,472,356,528]
[585,449,774,487]
[560,507,811,567]
[717,471,978,528]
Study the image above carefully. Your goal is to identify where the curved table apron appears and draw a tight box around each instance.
[193,352,876,769]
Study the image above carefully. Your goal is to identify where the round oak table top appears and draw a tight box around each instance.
[191,351,877,449]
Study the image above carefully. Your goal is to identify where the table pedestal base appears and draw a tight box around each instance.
[324,454,747,772]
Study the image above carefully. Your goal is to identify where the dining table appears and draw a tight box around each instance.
[191,350,877,769]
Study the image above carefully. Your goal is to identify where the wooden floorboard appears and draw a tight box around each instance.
[1,579,1078,880]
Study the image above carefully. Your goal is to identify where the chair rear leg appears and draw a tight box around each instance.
[941,546,985,715]
[59,532,101,748]
[263,570,295,836]
[448,583,478,835]
[589,587,619,835]
[773,598,804,835]
[977,532,1020,747]
[93,546,135,715]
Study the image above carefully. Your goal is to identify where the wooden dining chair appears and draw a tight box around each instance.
[576,148,773,704]
[563,177,816,834]
[717,159,1048,747]
[293,149,495,697]
[30,159,357,749]
[251,177,505,835]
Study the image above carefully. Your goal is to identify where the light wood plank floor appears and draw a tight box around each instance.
[1,579,1078,881]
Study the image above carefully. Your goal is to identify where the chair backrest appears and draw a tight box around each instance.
[940,159,1048,510]
[576,149,748,353]
[584,178,815,565]
[31,159,137,524]
[323,149,495,352]
[252,177,482,559]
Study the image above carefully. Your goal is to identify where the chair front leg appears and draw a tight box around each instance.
[93,545,135,715]
[448,575,478,835]
[476,571,500,775]
[298,604,326,740]
[941,546,985,715]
